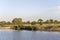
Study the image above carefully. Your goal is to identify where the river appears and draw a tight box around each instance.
[0,30,60,40]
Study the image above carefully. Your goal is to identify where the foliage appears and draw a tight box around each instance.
[31,21,36,25]
[12,18,22,26]
[26,21,31,24]
[54,20,58,24]
[0,21,7,26]
[38,19,43,25]
[44,20,49,24]
[49,19,54,23]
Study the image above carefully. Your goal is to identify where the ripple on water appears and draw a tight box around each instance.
[0,30,60,40]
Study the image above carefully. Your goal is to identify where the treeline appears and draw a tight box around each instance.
[0,18,60,26]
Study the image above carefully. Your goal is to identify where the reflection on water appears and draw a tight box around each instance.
[0,30,13,40]
[0,30,60,40]
[13,30,34,40]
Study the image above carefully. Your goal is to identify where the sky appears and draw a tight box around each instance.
[0,0,60,22]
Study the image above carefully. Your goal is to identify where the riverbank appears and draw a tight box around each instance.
[0,27,12,30]
[0,24,60,32]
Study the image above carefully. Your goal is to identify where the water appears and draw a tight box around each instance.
[0,30,60,40]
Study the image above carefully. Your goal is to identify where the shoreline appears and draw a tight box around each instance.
[0,24,60,32]
[0,30,60,33]
[0,29,60,32]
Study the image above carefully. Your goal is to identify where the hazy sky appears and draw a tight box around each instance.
[0,0,60,22]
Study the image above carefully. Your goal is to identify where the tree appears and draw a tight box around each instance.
[38,19,43,25]
[45,20,49,24]
[31,21,36,30]
[54,20,58,24]
[26,21,30,24]
[31,21,36,25]
[12,18,22,26]
[0,21,7,26]
[49,19,54,23]
[6,21,11,25]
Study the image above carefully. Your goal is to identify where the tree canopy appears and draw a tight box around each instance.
[12,18,22,25]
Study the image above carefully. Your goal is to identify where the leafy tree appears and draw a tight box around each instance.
[45,20,49,24]
[54,20,58,24]
[22,22,26,24]
[6,21,11,25]
[31,21,36,25]
[26,21,30,24]
[12,18,22,26]
[0,21,7,26]
[38,19,43,25]
[49,19,54,23]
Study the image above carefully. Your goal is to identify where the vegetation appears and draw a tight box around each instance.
[31,21,36,25]
[0,18,60,31]
[38,19,43,25]
[12,18,22,25]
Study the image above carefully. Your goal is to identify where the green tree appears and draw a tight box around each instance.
[12,18,22,26]
[49,19,54,23]
[31,21,36,25]
[26,21,30,24]
[6,21,11,25]
[0,21,7,26]
[45,20,49,24]
[31,21,36,30]
[54,20,58,24]
[38,19,43,25]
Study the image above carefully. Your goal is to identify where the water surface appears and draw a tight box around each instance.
[0,30,60,40]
